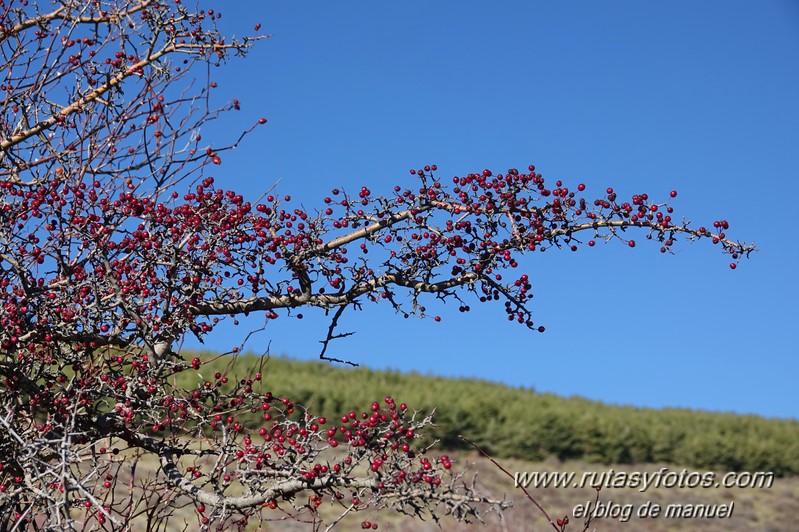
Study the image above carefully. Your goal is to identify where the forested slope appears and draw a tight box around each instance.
[183,353,799,476]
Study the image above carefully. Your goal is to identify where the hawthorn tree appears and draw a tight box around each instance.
[0,1,754,530]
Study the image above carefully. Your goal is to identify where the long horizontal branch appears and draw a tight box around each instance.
[158,449,507,510]
[190,214,752,318]
[189,272,480,316]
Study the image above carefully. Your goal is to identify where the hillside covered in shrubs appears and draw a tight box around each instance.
[183,352,799,476]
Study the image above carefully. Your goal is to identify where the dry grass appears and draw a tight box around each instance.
[98,449,798,531]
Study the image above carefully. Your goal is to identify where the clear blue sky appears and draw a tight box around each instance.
[182,1,798,419]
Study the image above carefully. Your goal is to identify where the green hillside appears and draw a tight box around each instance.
[180,352,799,476]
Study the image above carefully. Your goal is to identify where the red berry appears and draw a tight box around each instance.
[577,183,585,191]
[729,263,737,270]
[258,118,267,124]
[628,240,636,247]
[670,190,677,198]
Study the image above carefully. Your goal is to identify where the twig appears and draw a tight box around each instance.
[318,305,358,366]
[458,435,559,531]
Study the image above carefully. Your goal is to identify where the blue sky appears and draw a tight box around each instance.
[182,1,798,419]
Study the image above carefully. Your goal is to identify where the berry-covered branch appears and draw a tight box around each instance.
[0,1,753,530]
